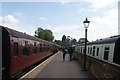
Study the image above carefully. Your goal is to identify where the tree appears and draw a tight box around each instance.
[72,38,77,43]
[35,27,54,42]
[62,35,66,42]
[78,38,89,43]
[66,36,71,42]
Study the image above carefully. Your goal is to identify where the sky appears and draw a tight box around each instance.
[0,0,119,42]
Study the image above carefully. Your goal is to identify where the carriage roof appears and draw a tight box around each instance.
[76,35,120,46]
[2,26,58,46]
[87,35,120,45]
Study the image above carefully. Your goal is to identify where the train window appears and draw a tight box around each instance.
[88,47,89,54]
[39,43,42,52]
[96,47,99,56]
[92,46,95,56]
[78,47,80,52]
[22,41,25,46]
[90,47,92,54]
[83,47,85,53]
[104,47,109,60]
[14,42,18,56]
[81,47,82,53]
[48,45,49,50]
[44,44,46,51]
[33,42,38,54]
[22,41,29,56]
[77,47,78,52]
[78,48,80,52]
[89,47,91,54]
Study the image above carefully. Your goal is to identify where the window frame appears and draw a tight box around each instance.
[92,46,96,56]
[22,40,30,56]
[96,47,99,56]
[39,43,42,53]
[103,46,110,60]
[13,42,18,56]
[33,42,38,54]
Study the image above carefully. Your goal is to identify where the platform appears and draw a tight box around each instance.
[21,51,96,79]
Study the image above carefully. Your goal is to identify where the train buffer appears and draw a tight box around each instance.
[20,51,96,79]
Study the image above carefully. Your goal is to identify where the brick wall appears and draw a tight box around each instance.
[74,52,120,80]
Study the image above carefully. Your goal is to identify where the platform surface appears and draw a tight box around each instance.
[35,51,96,78]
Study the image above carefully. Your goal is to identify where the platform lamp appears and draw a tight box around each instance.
[83,17,90,71]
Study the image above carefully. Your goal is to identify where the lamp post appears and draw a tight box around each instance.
[83,17,90,71]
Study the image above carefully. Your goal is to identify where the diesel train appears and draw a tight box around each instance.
[75,35,120,79]
[1,26,60,79]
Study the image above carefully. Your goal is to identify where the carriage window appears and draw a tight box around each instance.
[33,42,38,54]
[48,45,49,50]
[83,47,85,53]
[14,42,18,56]
[90,47,92,54]
[87,47,89,54]
[22,41,29,56]
[77,47,79,52]
[104,46,109,60]
[81,47,82,53]
[92,46,95,56]
[96,47,99,56]
[89,47,91,54]
[44,44,46,51]
[39,43,42,52]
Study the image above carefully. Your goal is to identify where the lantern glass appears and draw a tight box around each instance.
[83,17,90,29]
[84,22,89,29]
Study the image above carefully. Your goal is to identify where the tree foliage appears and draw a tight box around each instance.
[62,35,67,42]
[35,27,54,42]
[72,39,77,43]
[78,38,89,43]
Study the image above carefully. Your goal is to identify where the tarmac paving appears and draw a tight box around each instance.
[35,51,96,78]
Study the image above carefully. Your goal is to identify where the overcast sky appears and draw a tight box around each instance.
[0,0,119,41]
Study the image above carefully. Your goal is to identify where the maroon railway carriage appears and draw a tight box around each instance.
[2,26,60,78]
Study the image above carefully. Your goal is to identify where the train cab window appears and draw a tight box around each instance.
[14,42,18,56]
[22,41,29,56]
[39,43,42,52]
[33,42,38,54]
[104,46,109,60]
[92,46,95,56]
[96,47,99,56]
